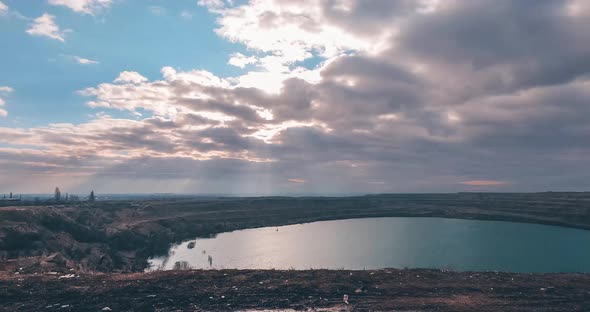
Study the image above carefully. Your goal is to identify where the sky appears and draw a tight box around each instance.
[0,0,590,195]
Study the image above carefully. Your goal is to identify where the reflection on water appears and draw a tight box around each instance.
[148,217,590,273]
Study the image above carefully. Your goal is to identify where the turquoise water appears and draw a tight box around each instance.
[148,217,590,273]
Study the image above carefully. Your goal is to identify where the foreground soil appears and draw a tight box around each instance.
[2,269,590,311]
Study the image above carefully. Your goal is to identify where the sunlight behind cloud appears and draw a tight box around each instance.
[2,0,590,193]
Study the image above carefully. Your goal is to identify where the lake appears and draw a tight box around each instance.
[147,217,590,273]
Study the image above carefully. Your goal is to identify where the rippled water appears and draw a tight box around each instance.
[148,217,590,273]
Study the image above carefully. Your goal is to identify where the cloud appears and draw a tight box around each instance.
[0,1,7,14]
[228,53,258,68]
[197,0,228,11]
[48,0,112,15]
[460,180,509,187]
[208,0,377,67]
[4,1,590,193]
[26,13,70,42]
[112,71,148,84]
[288,178,306,183]
[0,86,13,118]
[73,56,99,65]
[180,10,193,19]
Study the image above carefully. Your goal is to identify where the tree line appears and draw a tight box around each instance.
[53,187,96,202]
[1,188,96,202]
[1,192,19,200]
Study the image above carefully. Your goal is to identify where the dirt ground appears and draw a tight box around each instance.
[2,268,590,311]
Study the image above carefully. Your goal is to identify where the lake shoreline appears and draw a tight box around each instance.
[3,193,590,273]
[148,217,590,273]
[3,194,590,310]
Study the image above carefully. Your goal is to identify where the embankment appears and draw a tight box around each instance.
[2,193,590,273]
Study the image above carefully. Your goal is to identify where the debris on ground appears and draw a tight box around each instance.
[2,269,590,311]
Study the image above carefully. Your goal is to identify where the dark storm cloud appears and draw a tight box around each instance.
[319,0,417,35]
[395,0,590,96]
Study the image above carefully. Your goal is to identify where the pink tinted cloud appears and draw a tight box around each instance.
[460,180,509,186]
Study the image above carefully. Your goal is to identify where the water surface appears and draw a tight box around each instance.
[148,217,590,273]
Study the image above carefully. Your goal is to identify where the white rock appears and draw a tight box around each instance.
[58,274,76,279]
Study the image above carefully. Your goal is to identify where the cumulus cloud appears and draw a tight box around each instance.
[228,53,258,68]
[208,0,377,66]
[48,0,112,15]
[3,0,590,193]
[113,71,148,84]
[26,13,70,42]
[197,0,229,11]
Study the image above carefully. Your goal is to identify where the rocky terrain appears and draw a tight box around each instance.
[2,269,590,311]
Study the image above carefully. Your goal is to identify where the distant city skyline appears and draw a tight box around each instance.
[1,0,590,194]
